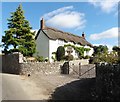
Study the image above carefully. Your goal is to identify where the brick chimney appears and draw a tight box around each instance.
[41,18,45,30]
[82,32,85,39]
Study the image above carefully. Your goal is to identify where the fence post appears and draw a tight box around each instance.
[79,63,81,77]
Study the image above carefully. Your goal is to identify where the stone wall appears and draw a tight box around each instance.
[2,52,20,74]
[1,53,94,77]
[1,53,64,75]
[19,60,90,76]
[19,62,63,75]
[96,63,120,100]
[70,59,89,65]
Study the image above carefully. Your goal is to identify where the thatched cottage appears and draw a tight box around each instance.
[35,18,94,62]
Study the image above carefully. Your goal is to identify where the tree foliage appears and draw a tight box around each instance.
[90,51,119,64]
[112,46,120,63]
[56,46,65,61]
[1,4,36,56]
[112,46,120,52]
[90,45,119,64]
[93,45,108,56]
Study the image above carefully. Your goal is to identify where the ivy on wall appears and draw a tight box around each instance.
[64,44,90,58]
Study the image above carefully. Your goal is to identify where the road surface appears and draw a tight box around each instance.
[0,73,96,101]
[1,73,50,100]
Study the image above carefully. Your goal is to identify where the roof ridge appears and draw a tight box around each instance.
[46,26,83,38]
[39,26,93,47]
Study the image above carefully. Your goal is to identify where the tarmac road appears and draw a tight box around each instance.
[1,73,31,100]
[0,73,51,101]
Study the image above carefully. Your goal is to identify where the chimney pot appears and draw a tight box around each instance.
[82,32,85,39]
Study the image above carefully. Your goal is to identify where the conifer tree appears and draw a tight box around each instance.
[2,4,36,56]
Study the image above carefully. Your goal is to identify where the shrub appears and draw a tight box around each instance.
[35,56,44,62]
[51,56,56,62]
[56,46,65,61]
[52,52,57,62]
[90,52,119,64]
[44,57,48,62]
[84,55,90,59]
[64,55,74,61]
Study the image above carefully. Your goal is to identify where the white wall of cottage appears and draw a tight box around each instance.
[48,39,94,62]
[49,39,58,62]
[84,46,94,56]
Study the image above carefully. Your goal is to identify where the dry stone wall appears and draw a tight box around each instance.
[1,53,95,77]
[96,63,120,100]
[2,53,20,74]
[19,62,63,75]
[1,53,64,75]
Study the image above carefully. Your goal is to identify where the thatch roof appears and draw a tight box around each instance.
[35,26,93,47]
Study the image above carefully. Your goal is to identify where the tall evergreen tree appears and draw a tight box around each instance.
[2,4,36,56]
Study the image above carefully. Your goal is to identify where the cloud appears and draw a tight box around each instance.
[42,6,86,30]
[88,0,118,13]
[42,6,73,19]
[90,27,118,40]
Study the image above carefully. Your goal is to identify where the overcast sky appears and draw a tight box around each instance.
[0,0,119,52]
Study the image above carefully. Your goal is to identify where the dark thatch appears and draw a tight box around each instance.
[35,26,93,47]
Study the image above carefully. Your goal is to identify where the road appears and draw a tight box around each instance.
[1,73,50,100]
[1,73,31,100]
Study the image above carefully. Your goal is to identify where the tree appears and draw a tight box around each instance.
[1,4,36,56]
[112,46,120,63]
[112,46,120,52]
[90,51,119,64]
[56,46,65,61]
[93,45,108,56]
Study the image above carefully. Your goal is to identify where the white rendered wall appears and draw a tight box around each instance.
[49,39,58,62]
[48,41,94,62]
[49,39,79,62]
[84,46,94,56]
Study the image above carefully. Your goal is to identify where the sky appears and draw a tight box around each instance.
[0,0,119,52]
